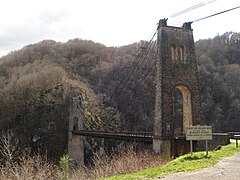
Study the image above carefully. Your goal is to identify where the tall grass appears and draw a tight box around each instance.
[70,146,165,180]
[0,132,165,179]
[0,131,59,180]
[0,146,165,180]
[0,155,59,180]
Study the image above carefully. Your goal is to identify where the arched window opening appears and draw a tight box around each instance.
[173,85,192,137]
[171,44,177,61]
[73,117,79,130]
[179,45,186,62]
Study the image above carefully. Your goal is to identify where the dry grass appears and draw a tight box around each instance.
[0,131,60,180]
[0,147,165,180]
[0,155,59,180]
[0,132,165,180]
[70,146,165,180]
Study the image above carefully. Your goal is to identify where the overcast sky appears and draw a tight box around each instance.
[0,0,239,57]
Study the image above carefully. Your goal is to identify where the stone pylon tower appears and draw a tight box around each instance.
[68,97,84,165]
[153,19,203,156]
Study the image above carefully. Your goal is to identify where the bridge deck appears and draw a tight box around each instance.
[72,130,187,142]
[72,130,154,142]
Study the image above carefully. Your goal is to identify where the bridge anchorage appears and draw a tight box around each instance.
[68,19,204,165]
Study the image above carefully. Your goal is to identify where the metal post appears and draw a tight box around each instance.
[234,135,239,148]
[206,140,208,156]
[190,140,193,156]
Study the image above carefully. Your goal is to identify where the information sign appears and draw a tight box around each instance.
[186,126,212,141]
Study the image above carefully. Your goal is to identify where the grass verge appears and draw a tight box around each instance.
[103,142,240,180]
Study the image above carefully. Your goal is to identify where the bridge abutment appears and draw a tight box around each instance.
[68,97,84,166]
[153,138,171,158]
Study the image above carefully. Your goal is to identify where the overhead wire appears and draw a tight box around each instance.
[193,5,240,22]
[170,0,217,18]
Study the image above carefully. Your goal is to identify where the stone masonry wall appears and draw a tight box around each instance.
[68,97,84,165]
[154,19,204,156]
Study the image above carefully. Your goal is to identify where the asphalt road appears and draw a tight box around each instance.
[158,152,240,180]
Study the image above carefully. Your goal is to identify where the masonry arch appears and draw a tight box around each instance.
[173,85,192,136]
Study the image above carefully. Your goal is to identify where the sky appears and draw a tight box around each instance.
[0,0,239,57]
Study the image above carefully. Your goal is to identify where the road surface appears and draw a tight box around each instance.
[159,153,240,180]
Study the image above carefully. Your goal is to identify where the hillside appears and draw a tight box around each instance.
[196,32,240,132]
[0,39,123,160]
[0,32,240,160]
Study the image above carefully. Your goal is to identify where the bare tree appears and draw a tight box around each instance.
[0,130,19,165]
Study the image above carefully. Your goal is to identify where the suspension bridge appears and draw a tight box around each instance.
[68,1,240,164]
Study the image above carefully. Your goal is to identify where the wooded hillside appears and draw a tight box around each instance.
[0,32,239,160]
[196,32,240,132]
